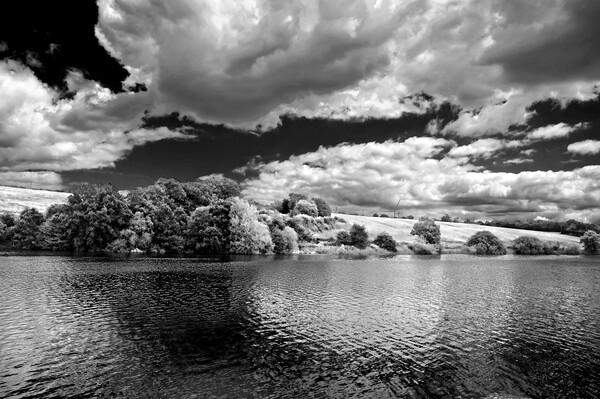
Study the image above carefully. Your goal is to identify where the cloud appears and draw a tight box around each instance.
[448,138,508,159]
[243,138,600,222]
[0,60,189,174]
[526,123,581,140]
[0,171,63,191]
[567,140,600,155]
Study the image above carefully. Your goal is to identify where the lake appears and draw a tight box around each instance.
[1,254,599,398]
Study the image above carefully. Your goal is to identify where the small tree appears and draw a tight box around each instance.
[465,231,506,255]
[441,214,452,222]
[513,236,544,255]
[410,217,441,245]
[312,197,332,217]
[580,230,600,254]
[350,224,369,249]
[373,232,397,252]
[373,213,379,217]
[336,230,352,246]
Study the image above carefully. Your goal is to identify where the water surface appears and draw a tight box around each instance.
[1,254,599,398]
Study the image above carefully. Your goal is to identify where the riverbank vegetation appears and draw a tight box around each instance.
[0,179,597,256]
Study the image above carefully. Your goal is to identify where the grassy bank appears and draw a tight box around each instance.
[0,186,70,215]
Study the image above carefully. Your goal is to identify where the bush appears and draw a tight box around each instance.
[336,230,352,246]
[563,244,581,255]
[513,236,544,255]
[409,239,438,255]
[286,218,314,242]
[410,217,441,245]
[441,214,452,222]
[293,199,318,217]
[373,232,397,252]
[465,231,507,255]
[372,213,379,217]
[580,230,600,254]
[379,214,389,218]
[350,224,369,249]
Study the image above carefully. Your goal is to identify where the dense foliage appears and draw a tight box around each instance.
[465,231,507,255]
[373,232,397,252]
[513,236,545,255]
[410,217,441,245]
[350,224,369,249]
[580,230,600,254]
[0,179,338,255]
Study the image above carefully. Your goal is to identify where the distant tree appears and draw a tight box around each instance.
[373,232,397,252]
[229,198,273,254]
[350,224,369,249]
[580,230,600,254]
[406,215,414,220]
[465,231,507,255]
[380,214,389,218]
[186,200,231,254]
[464,218,472,224]
[441,214,452,222]
[11,208,45,249]
[410,217,441,245]
[293,199,318,217]
[312,197,332,217]
[453,217,460,223]
[372,213,379,217]
[513,236,544,255]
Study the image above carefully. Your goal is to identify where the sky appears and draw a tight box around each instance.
[0,0,599,222]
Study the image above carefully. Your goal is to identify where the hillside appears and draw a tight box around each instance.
[0,186,70,215]
[329,214,581,247]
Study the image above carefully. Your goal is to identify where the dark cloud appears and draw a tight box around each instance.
[0,2,128,93]
[483,0,600,84]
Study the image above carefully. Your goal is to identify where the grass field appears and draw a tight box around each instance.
[0,186,70,215]
[327,213,580,247]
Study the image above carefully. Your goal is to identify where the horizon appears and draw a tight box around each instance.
[1,1,599,223]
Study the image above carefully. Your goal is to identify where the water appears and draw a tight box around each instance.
[1,254,599,399]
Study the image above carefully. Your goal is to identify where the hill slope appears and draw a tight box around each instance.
[331,214,580,247]
[0,186,70,215]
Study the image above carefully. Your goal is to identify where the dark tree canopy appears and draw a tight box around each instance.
[466,231,507,255]
[410,217,441,245]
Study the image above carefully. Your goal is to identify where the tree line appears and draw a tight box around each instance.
[0,177,333,255]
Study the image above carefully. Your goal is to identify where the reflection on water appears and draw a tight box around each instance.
[0,255,599,398]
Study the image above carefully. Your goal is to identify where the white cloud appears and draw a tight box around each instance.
[448,138,506,158]
[243,138,600,222]
[527,122,581,140]
[0,60,189,177]
[567,140,600,155]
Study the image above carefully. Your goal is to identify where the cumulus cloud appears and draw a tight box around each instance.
[447,138,517,159]
[243,138,600,222]
[0,60,189,180]
[567,140,600,155]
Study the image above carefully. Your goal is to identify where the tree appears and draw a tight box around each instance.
[186,200,231,253]
[441,214,452,222]
[373,213,379,217]
[350,224,369,249]
[11,208,45,249]
[66,184,132,251]
[410,217,441,245]
[580,230,600,254]
[513,236,544,255]
[293,199,318,217]
[312,197,332,217]
[465,231,506,255]
[373,232,397,252]
[229,198,273,254]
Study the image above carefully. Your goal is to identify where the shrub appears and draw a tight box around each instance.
[350,224,369,249]
[513,236,544,255]
[285,218,314,242]
[563,244,581,255]
[410,217,441,245]
[379,214,389,218]
[441,214,452,222]
[465,231,507,255]
[580,230,600,254]
[373,213,379,217]
[293,199,319,217]
[409,239,438,255]
[336,231,352,246]
[373,232,397,252]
